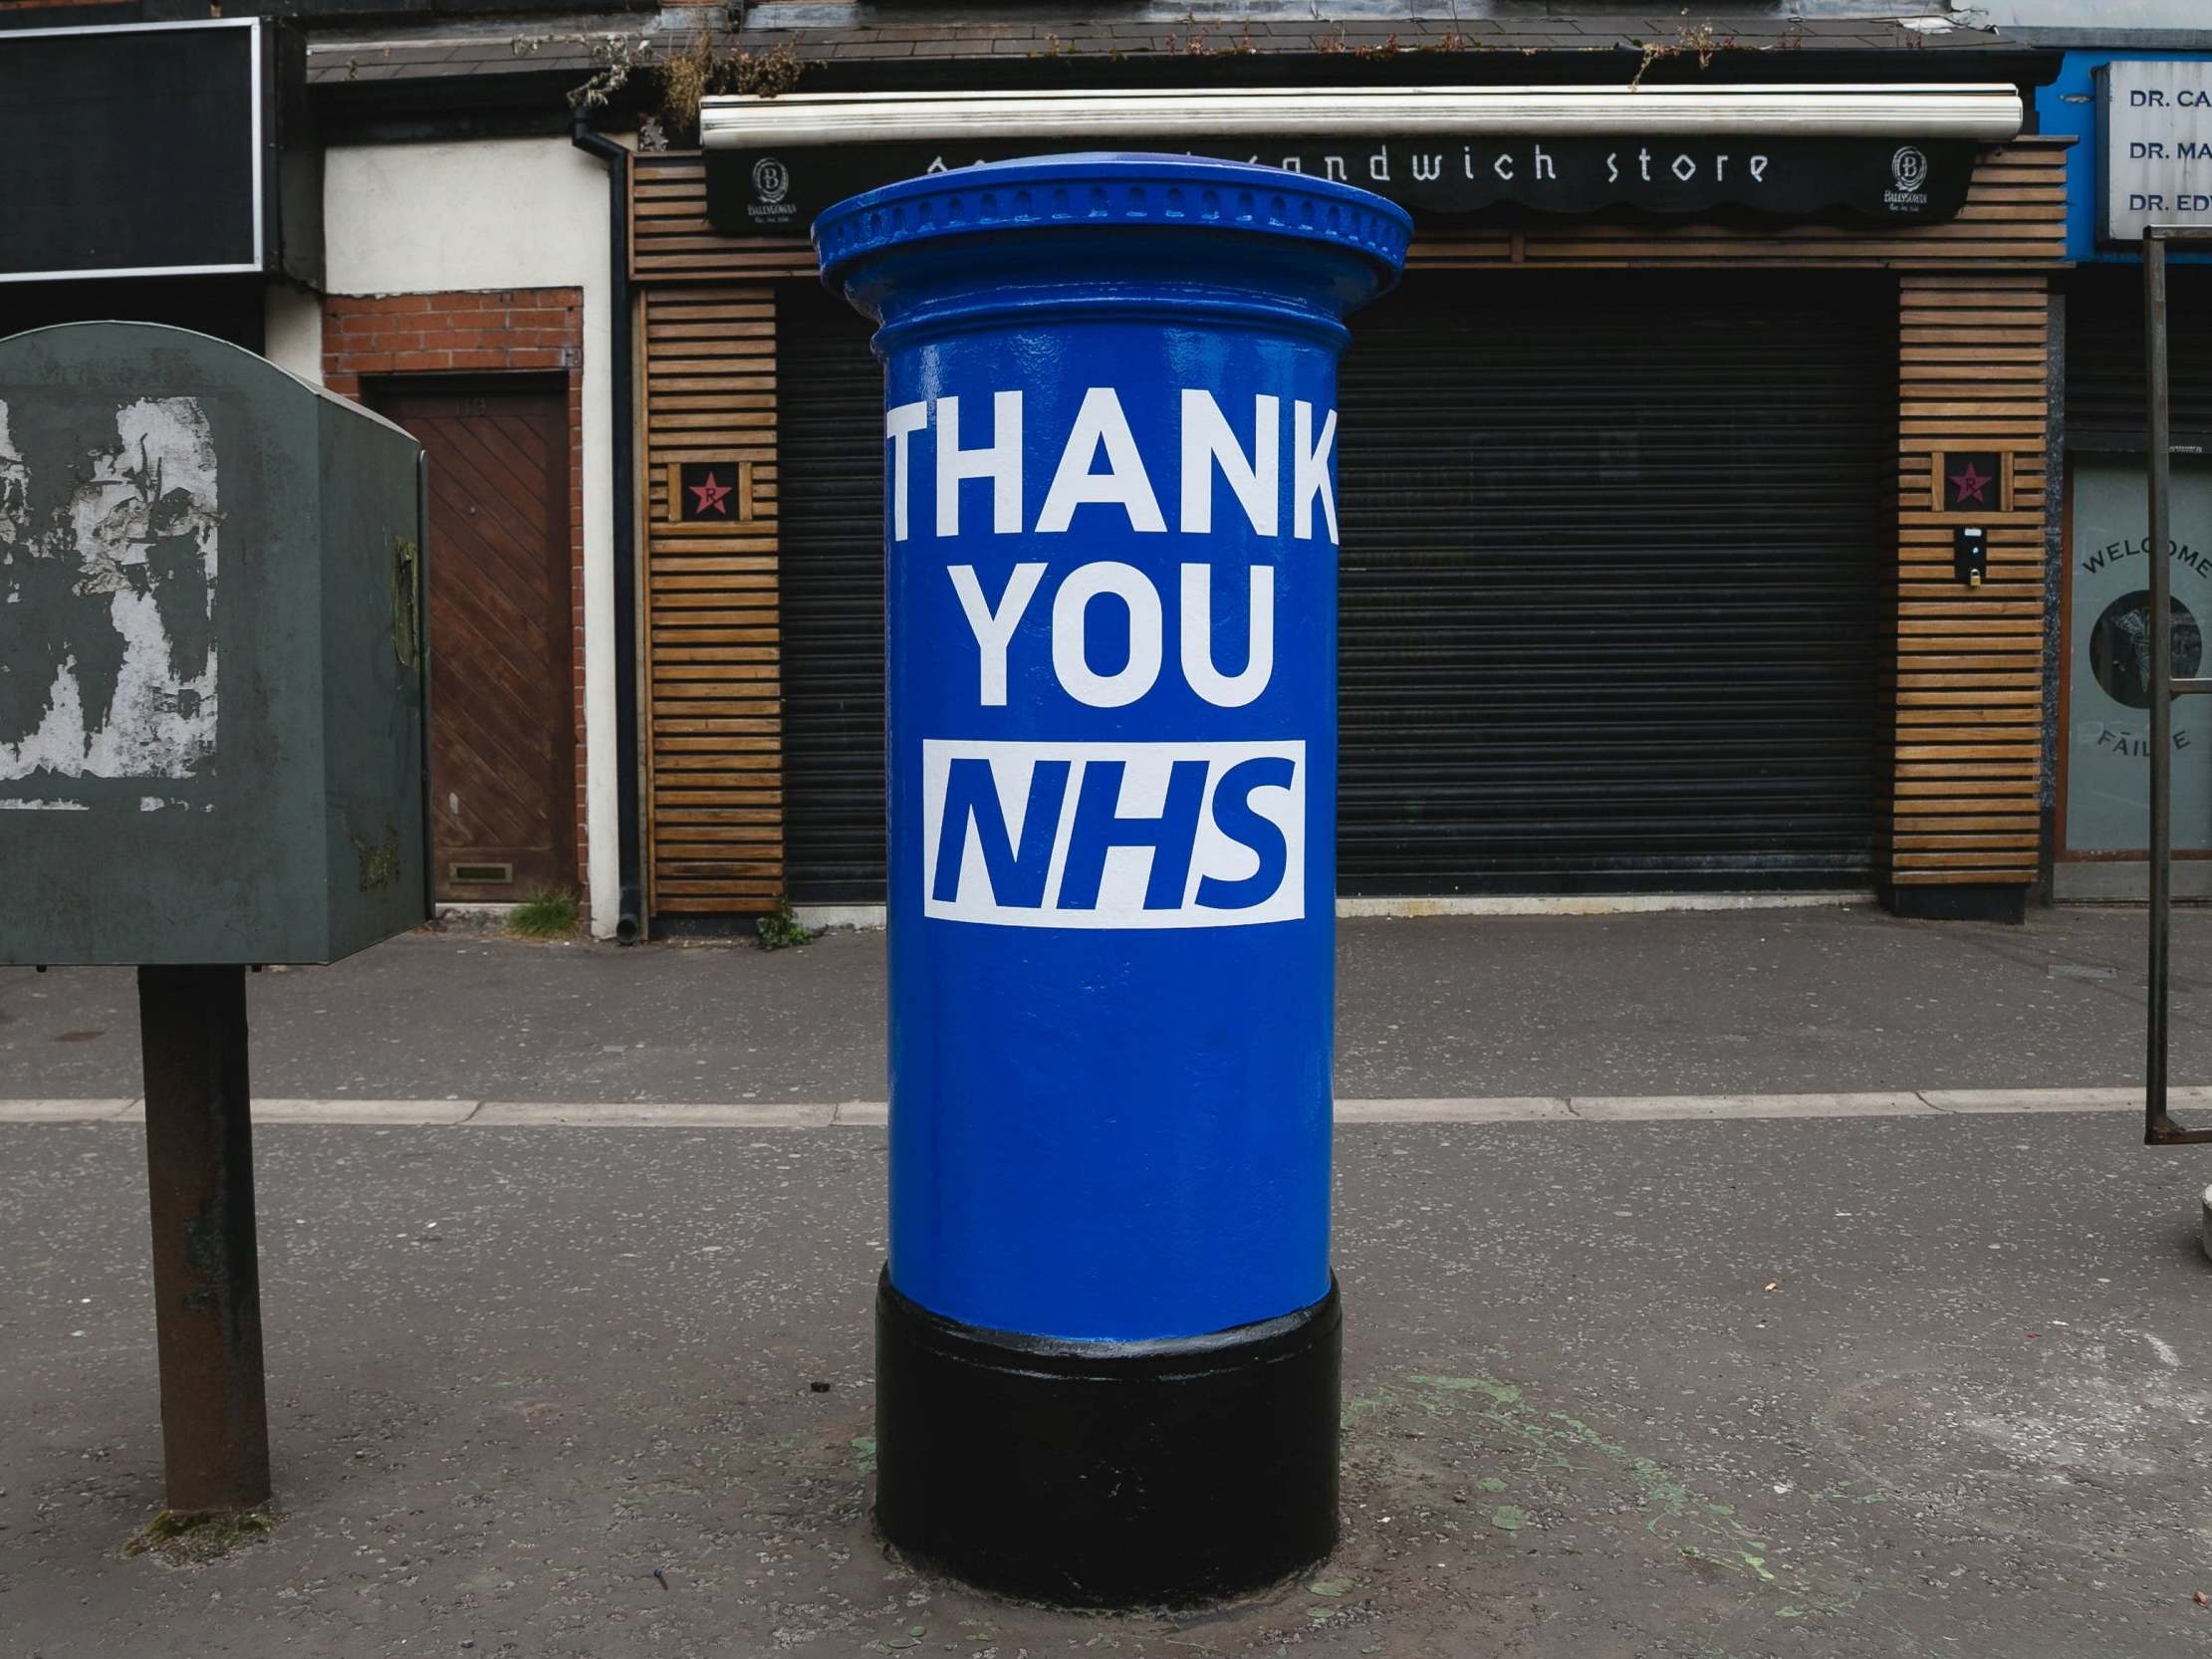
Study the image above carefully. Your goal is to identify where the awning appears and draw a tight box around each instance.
[697,84,2026,235]
[701,85,2024,149]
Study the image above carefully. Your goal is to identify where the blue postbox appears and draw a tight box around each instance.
[817,153,1407,1604]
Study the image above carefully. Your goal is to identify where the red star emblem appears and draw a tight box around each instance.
[687,470,733,517]
[1948,460,1992,506]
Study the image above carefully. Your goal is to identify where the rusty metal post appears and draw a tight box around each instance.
[136,964,271,1511]
[2141,227,2212,1144]
[2147,232,2175,1141]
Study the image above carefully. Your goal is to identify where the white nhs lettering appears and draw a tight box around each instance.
[886,387,1339,544]
[921,740,1305,929]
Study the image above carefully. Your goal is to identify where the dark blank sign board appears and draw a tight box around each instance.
[1,23,260,280]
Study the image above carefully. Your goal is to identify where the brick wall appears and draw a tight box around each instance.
[324,287,594,920]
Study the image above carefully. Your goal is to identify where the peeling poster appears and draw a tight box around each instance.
[0,394,220,788]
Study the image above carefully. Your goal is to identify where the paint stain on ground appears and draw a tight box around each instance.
[1339,1370,1875,1624]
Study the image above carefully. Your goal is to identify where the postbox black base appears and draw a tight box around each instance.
[873,1269,1341,1607]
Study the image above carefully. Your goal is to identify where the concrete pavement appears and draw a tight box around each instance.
[7,1110,2212,1657]
[9,905,2212,1656]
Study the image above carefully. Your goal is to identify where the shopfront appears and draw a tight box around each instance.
[2040,52,2212,897]
[624,82,2064,927]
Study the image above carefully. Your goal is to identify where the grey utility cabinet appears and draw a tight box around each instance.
[0,322,428,965]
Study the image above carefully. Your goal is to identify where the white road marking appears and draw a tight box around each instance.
[1337,1097,1570,1123]
[252,1098,477,1126]
[469,1101,837,1129]
[1571,1091,1926,1121]
[796,890,1872,932]
[0,1098,137,1121]
[1917,1086,2204,1114]
[0,1087,2176,1127]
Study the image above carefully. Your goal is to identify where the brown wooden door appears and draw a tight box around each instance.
[369,381,575,903]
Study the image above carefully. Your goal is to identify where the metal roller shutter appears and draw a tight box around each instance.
[2066,266,2212,454]
[1336,271,1893,895]
[777,281,888,903]
[774,271,1892,904]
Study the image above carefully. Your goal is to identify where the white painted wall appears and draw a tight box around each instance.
[1961,1,2212,24]
[262,285,324,384]
[322,136,623,937]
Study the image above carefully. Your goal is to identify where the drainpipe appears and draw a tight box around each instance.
[572,112,644,944]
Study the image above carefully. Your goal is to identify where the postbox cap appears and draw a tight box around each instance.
[814,150,1411,288]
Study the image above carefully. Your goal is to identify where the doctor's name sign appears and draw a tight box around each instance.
[906,386,1322,929]
[2100,60,2212,242]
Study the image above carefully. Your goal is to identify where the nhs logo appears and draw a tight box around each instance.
[921,740,1305,929]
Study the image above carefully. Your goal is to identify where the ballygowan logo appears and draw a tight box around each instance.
[1882,144,1931,213]
[752,156,791,204]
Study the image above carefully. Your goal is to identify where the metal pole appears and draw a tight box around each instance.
[137,963,271,1511]
[2135,227,2212,1145]
[2147,233,2172,1140]
[2146,234,2178,1143]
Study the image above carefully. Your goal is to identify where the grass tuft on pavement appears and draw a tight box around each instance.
[507,889,581,940]
[755,897,816,950]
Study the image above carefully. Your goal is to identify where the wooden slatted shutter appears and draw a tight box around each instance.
[1885,273,2050,888]
[640,285,786,916]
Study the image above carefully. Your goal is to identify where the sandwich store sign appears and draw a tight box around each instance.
[710,132,1979,235]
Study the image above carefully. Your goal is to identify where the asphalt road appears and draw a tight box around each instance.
[6,1110,2212,1656]
[4,903,2212,1103]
